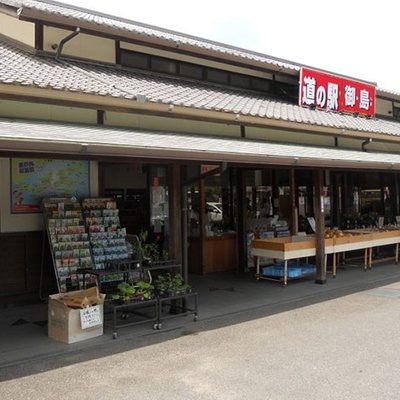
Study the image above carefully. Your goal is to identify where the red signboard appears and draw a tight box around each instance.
[299,67,376,117]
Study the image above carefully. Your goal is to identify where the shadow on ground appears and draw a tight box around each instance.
[1,261,400,382]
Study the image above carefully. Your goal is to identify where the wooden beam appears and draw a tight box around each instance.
[395,173,400,216]
[314,169,327,284]
[34,23,43,51]
[181,181,189,283]
[236,168,247,272]
[115,40,121,65]
[167,164,183,265]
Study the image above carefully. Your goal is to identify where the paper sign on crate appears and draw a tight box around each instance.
[80,305,102,329]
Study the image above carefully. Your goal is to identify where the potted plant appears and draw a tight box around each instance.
[111,281,136,303]
[170,273,185,295]
[154,274,170,297]
[135,280,154,301]
[131,230,159,265]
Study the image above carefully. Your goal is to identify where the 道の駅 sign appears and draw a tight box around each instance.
[299,67,376,117]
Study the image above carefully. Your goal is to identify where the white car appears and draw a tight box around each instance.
[206,202,223,221]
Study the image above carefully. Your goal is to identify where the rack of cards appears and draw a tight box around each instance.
[82,198,129,270]
[43,197,94,293]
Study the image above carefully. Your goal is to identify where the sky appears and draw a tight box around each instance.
[60,0,400,92]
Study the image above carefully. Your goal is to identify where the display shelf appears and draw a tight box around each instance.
[43,197,94,293]
[154,292,198,330]
[78,259,142,294]
[82,198,130,271]
[104,292,198,338]
[104,298,158,339]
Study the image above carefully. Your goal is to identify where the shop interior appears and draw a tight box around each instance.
[97,161,400,276]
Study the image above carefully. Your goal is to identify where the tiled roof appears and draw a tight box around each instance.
[377,87,400,99]
[1,117,400,169]
[0,0,300,72]
[2,37,400,138]
[0,38,125,96]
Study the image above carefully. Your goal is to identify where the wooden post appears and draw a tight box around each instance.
[168,164,183,265]
[181,182,188,283]
[394,173,400,216]
[237,169,247,272]
[314,169,327,284]
[199,178,206,275]
[290,168,298,235]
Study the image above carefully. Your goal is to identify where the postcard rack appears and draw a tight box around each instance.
[42,197,94,293]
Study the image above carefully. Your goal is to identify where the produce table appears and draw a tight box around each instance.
[252,229,400,284]
[252,236,334,285]
[332,229,400,276]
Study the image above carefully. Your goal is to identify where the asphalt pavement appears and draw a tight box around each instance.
[1,277,400,399]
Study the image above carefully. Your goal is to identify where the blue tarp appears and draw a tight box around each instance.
[262,262,316,278]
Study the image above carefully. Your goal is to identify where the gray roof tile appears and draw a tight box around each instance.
[1,117,400,169]
[0,0,300,72]
[2,38,400,138]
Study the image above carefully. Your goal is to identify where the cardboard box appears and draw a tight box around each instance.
[48,287,106,344]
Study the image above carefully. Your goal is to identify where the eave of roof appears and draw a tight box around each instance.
[4,0,400,99]
[0,0,301,76]
[2,35,400,143]
[1,117,399,170]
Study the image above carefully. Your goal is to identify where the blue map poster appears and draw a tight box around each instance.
[11,158,90,213]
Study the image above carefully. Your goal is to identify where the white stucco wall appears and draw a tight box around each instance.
[44,26,115,63]
[104,111,240,137]
[0,13,34,47]
[0,100,97,124]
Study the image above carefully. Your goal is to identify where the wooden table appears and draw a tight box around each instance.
[252,230,400,284]
[252,236,334,285]
[332,229,400,276]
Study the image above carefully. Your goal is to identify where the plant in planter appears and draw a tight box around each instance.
[170,273,185,295]
[135,280,154,301]
[112,282,136,303]
[154,272,192,296]
[131,230,159,264]
[154,274,170,297]
[181,283,193,294]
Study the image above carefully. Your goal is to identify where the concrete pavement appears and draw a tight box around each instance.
[1,275,400,399]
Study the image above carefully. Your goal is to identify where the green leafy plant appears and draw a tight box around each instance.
[135,280,154,300]
[170,273,185,292]
[132,230,160,261]
[154,274,169,291]
[154,273,191,295]
[114,282,136,302]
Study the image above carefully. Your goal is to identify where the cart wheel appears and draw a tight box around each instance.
[194,315,198,322]
[113,332,117,339]
[153,323,161,330]
[157,323,162,330]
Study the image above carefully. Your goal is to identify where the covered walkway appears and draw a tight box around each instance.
[1,260,400,374]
